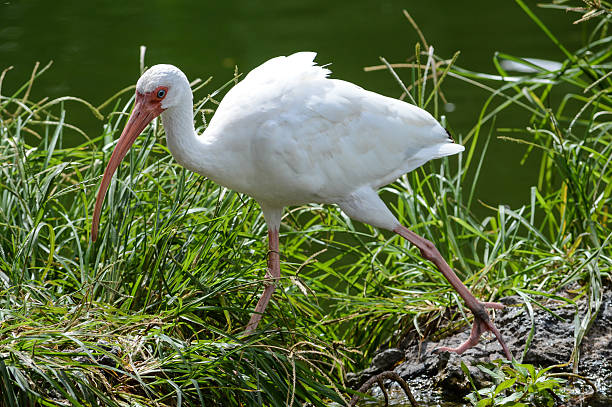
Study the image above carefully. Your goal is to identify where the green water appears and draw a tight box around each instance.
[0,0,580,209]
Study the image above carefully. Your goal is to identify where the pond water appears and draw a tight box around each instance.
[1,0,581,209]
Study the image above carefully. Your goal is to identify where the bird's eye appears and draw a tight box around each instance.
[157,89,167,98]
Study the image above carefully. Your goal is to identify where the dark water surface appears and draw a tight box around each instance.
[1,0,581,209]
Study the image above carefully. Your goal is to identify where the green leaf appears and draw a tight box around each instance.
[493,377,518,396]
[497,390,524,404]
[476,398,492,407]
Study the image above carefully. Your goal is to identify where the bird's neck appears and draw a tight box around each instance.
[161,101,222,178]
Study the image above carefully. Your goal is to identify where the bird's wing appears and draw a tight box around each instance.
[251,76,463,203]
[210,52,329,124]
[206,53,463,205]
[243,52,331,84]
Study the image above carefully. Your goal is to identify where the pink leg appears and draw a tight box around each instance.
[245,228,280,332]
[394,225,511,359]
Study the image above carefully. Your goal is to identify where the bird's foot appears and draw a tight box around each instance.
[436,301,512,360]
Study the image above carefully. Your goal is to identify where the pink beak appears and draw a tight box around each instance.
[91,92,164,241]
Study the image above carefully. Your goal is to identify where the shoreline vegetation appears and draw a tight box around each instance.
[1,1,610,406]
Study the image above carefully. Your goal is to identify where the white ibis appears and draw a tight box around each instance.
[91,52,511,359]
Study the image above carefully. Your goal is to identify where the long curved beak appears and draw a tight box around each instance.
[91,92,164,241]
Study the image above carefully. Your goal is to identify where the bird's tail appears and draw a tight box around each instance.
[434,142,465,158]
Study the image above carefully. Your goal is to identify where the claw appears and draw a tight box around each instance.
[436,302,512,360]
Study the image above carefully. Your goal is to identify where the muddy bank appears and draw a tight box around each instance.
[348,290,612,406]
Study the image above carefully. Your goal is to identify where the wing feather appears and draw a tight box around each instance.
[207,52,463,205]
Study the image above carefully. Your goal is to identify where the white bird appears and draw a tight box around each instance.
[91,52,511,359]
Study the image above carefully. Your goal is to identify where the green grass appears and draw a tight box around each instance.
[1,1,611,406]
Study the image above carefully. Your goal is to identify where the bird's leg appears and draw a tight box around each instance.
[394,225,511,359]
[245,227,280,332]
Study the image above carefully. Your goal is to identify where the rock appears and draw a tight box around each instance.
[393,343,446,380]
[349,289,612,403]
[436,353,491,394]
[371,348,404,370]
[347,347,405,388]
[346,366,380,389]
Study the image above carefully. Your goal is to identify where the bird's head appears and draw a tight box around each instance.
[135,64,192,110]
[91,64,191,241]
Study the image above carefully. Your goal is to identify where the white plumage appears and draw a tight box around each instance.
[154,53,462,225]
[92,52,511,359]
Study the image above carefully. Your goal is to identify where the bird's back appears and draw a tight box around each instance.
[203,52,463,206]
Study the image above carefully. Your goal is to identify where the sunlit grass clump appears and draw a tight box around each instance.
[0,66,353,406]
[1,1,611,406]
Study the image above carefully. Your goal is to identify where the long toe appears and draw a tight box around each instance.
[483,318,512,360]
[436,319,483,355]
[482,301,505,310]
[436,303,512,360]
